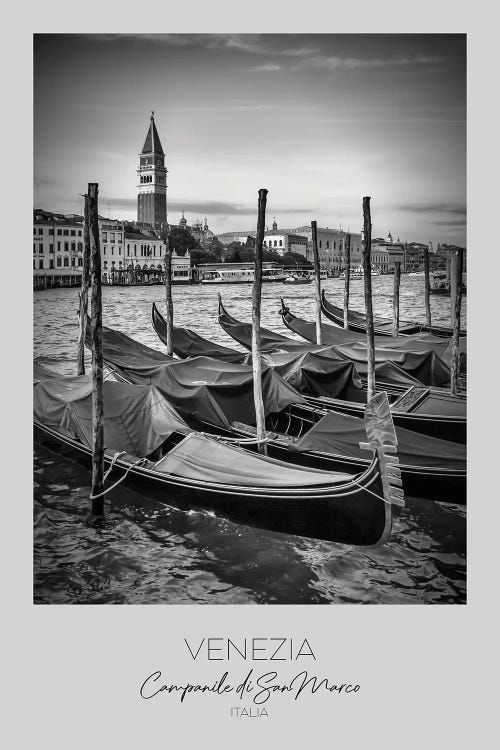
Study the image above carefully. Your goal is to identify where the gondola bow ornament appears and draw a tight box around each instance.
[361,392,405,507]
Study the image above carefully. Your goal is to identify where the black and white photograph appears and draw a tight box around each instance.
[32,31,467,605]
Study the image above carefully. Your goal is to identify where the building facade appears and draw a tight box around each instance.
[137,112,167,228]
[33,210,84,279]
[33,211,191,286]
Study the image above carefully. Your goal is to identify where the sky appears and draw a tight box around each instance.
[34,33,466,244]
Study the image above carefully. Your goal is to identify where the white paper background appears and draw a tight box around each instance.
[2,2,497,747]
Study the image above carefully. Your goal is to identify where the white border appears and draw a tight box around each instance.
[2,2,497,746]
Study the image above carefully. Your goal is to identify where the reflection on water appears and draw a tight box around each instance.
[33,277,466,604]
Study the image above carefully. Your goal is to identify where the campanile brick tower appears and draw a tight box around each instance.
[137,112,167,227]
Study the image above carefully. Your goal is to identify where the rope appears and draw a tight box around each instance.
[200,432,271,445]
[89,454,148,500]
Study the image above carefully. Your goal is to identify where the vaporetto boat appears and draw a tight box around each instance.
[200,268,287,284]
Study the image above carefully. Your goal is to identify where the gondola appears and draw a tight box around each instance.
[218,296,455,387]
[94,326,466,503]
[33,365,398,546]
[153,302,466,443]
[321,289,466,338]
[278,300,464,385]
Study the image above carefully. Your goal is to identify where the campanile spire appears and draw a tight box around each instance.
[137,112,167,227]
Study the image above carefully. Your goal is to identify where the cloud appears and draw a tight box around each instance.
[100,197,314,217]
[398,202,466,216]
[433,219,467,226]
[249,63,282,73]
[291,54,446,72]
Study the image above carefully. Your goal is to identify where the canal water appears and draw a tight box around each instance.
[33,275,466,604]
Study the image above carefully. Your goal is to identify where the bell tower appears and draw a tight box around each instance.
[137,112,167,227]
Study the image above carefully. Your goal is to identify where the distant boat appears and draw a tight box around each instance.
[339,267,364,279]
[283,273,312,285]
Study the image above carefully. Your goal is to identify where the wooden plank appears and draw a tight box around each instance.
[423,246,431,326]
[392,261,401,336]
[163,235,174,355]
[450,248,464,395]
[77,193,90,375]
[362,197,376,401]
[88,183,104,517]
[252,189,269,455]
[343,232,351,330]
[311,220,323,344]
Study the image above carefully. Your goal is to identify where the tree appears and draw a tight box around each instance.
[167,225,199,255]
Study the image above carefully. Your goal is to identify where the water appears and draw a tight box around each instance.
[33,276,466,604]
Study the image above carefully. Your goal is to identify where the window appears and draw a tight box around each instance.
[64,242,69,251]
[319,241,322,248]
[127,246,130,257]
[111,247,114,256]
[57,229,62,236]
[49,244,54,253]
[334,241,336,250]
[63,229,69,236]
[77,242,82,251]
[134,245,137,256]
[33,228,36,236]
[279,240,283,247]
[71,242,75,252]
[33,259,35,269]
[49,260,54,269]
[39,243,43,252]
[102,232,108,242]
[78,230,82,237]
[71,257,76,267]
[78,258,83,266]
[117,233,122,242]
[326,241,329,249]
[38,228,43,235]
[57,242,61,251]
[33,243,35,252]
[49,229,54,236]
[103,246,106,255]
[56,257,62,267]
[70,230,76,236]
[110,233,115,243]
[63,257,69,267]
[39,259,44,269]
[274,240,277,247]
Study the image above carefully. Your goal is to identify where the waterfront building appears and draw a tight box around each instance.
[296,226,362,273]
[263,218,308,257]
[33,209,84,285]
[137,112,167,228]
[33,210,191,287]
[370,231,405,273]
[176,212,215,247]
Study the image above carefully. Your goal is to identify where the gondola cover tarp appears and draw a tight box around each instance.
[34,376,191,456]
[155,433,353,487]
[292,409,466,470]
[98,326,306,429]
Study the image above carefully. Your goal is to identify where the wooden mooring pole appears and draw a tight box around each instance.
[252,188,268,456]
[88,183,105,518]
[163,235,174,356]
[343,232,351,330]
[423,246,431,327]
[311,220,323,344]
[362,197,376,401]
[392,261,401,337]
[77,194,91,375]
[450,248,463,395]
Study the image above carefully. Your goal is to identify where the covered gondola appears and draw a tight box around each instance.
[92,327,466,503]
[321,289,466,338]
[278,301,457,386]
[153,303,466,443]
[33,366,398,546]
